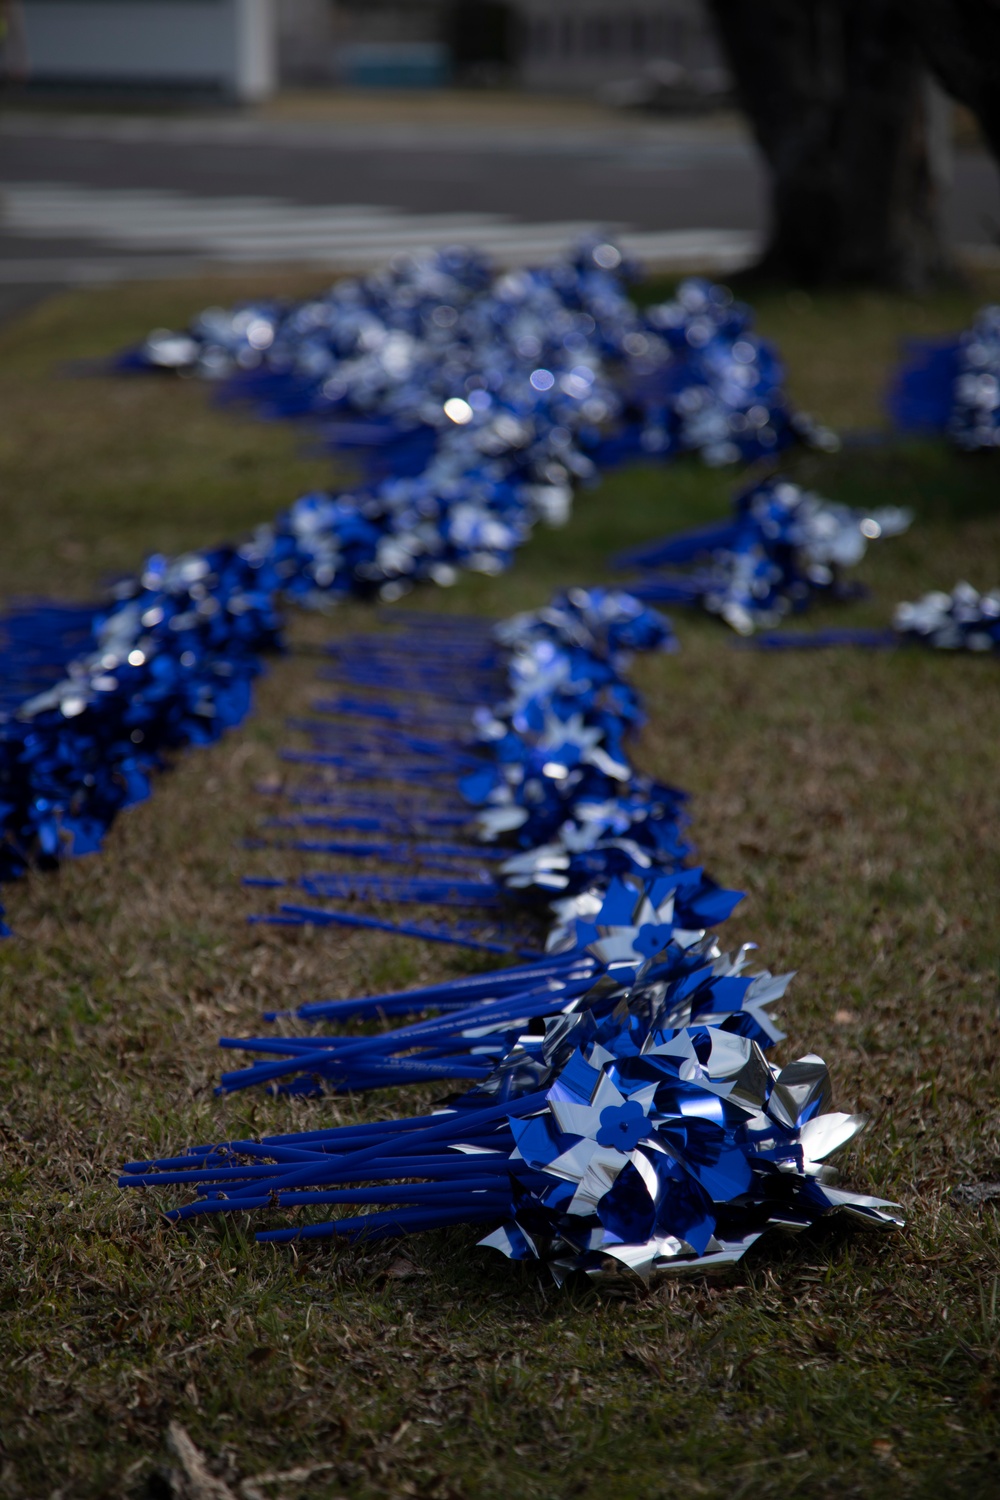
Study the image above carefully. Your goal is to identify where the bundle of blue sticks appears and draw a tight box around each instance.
[0,242,837,932]
[748,581,1000,653]
[238,588,688,956]
[614,474,911,634]
[889,303,1000,450]
[121,592,901,1283]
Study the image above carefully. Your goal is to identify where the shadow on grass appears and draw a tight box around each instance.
[790,441,1000,526]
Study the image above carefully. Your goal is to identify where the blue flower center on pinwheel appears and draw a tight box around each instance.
[595,1099,653,1152]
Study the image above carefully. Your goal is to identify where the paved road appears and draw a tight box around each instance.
[0,106,996,296]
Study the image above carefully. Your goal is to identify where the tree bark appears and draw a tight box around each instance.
[706,0,952,289]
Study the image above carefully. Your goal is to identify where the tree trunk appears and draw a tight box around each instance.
[906,0,1000,164]
[706,0,953,289]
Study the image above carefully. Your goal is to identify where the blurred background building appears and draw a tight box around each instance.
[19,1,276,101]
[514,1,724,97]
[17,0,727,103]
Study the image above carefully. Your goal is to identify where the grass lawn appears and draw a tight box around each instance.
[1,269,999,1499]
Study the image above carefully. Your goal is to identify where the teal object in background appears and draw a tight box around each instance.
[337,42,451,90]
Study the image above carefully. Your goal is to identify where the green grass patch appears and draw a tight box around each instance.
[0,272,998,1497]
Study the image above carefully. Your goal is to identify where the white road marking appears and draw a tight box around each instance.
[0,180,760,274]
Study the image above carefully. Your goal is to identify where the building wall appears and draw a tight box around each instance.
[21,0,277,99]
[293,2,724,92]
[276,0,337,84]
[334,0,443,46]
[323,1,449,87]
[24,0,723,95]
[516,0,723,91]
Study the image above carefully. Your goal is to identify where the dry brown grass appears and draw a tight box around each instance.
[0,273,998,1499]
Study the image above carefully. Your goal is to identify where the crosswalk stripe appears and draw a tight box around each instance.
[198,220,609,251]
[3,204,403,225]
[0,235,758,282]
[8,216,513,245]
[2,202,508,238]
[0,182,623,260]
[0,179,763,276]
